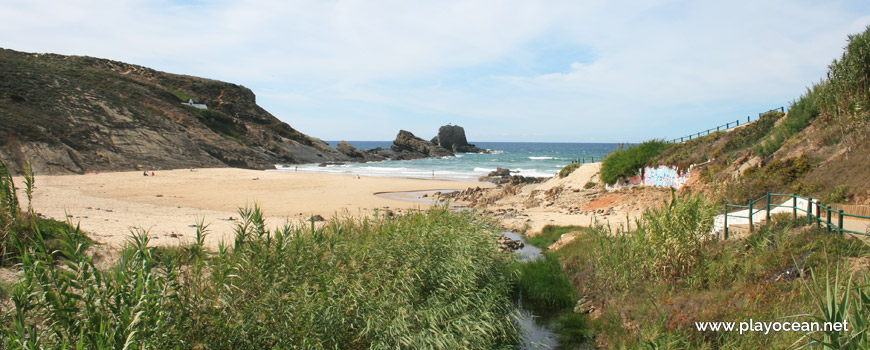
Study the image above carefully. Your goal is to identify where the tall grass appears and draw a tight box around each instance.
[0,159,88,266]
[785,25,870,149]
[513,253,576,312]
[600,140,666,185]
[1,205,518,349]
[589,192,715,290]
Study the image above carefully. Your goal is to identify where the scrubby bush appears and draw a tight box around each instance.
[758,94,821,157]
[599,140,666,185]
[558,162,579,178]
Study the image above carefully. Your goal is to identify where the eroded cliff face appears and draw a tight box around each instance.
[0,49,350,174]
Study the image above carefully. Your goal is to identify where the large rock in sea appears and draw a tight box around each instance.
[431,125,487,153]
[388,130,453,160]
[335,141,384,161]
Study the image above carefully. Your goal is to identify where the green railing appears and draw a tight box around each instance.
[722,192,870,239]
[667,106,785,144]
[571,156,600,164]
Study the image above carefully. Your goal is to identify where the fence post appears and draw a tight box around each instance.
[766,192,771,222]
[724,203,729,240]
[807,198,813,225]
[792,194,797,220]
[717,126,720,131]
[748,116,751,123]
[838,210,844,235]
[826,206,832,232]
[736,119,740,126]
[815,201,821,228]
[748,200,754,233]
[780,106,784,113]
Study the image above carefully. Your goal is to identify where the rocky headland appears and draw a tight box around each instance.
[0,48,488,175]
[0,49,359,175]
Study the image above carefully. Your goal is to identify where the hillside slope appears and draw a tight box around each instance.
[0,48,351,174]
[631,26,870,206]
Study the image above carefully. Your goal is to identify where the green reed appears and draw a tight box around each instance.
[2,205,518,349]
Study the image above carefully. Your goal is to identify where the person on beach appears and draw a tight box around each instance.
[143,170,148,176]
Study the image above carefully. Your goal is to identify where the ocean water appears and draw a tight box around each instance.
[274,141,619,181]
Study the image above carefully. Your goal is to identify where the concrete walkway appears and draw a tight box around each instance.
[712,197,869,237]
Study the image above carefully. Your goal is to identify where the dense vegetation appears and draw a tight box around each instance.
[543,194,870,348]
[0,160,90,265]
[1,198,519,349]
[600,140,666,185]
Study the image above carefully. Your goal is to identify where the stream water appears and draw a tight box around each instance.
[503,232,561,349]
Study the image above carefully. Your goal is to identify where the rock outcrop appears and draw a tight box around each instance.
[497,234,525,253]
[386,130,453,160]
[431,125,487,153]
[336,141,384,161]
[478,167,547,186]
[0,49,353,174]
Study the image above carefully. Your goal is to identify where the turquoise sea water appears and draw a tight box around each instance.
[275,141,619,181]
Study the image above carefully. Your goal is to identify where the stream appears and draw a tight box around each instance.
[503,232,562,349]
[379,190,563,349]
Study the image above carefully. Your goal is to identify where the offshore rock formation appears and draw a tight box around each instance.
[335,141,383,161]
[0,49,352,174]
[384,130,453,160]
[431,125,487,153]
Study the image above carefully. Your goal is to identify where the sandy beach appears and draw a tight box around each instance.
[18,168,491,248]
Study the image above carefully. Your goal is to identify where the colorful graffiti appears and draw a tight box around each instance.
[643,166,690,189]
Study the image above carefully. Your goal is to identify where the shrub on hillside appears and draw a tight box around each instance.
[599,140,666,185]
[756,94,821,157]
[558,162,579,178]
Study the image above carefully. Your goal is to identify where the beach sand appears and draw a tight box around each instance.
[18,168,491,248]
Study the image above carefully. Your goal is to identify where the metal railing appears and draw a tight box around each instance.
[722,192,870,239]
[667,107,785,144]
[571,156,600,164]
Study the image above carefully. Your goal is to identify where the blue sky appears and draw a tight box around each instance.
[2,1,869,142]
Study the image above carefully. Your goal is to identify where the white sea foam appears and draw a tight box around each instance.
[528,156,555,160]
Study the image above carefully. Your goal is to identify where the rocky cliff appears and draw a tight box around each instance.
[0,49,352,174]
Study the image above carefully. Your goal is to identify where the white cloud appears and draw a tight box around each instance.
[0,0,868,141]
